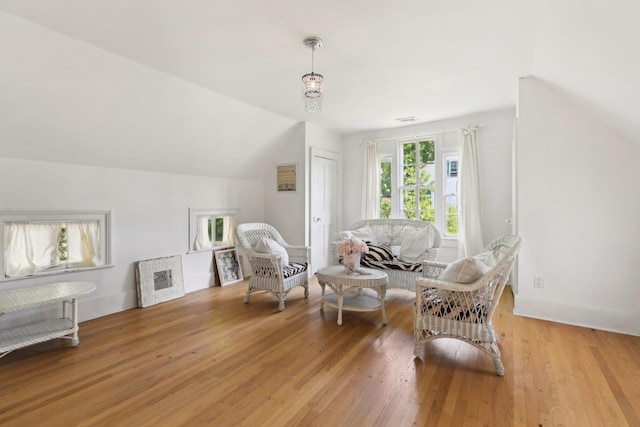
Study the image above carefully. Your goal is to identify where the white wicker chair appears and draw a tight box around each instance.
[235,223,310,311]
[414,234,522,375]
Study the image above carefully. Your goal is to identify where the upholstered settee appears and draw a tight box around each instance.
[331,219,441,292]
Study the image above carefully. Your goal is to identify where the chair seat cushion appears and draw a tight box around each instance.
[361,258,422,272]
[283,262,308,279]
[422,296,487,323]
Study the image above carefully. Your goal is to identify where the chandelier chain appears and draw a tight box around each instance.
[301,36,324,113]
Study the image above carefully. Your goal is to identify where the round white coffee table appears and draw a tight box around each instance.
[316,265,388,326]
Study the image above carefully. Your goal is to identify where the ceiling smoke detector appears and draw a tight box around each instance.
[395,116,418,123]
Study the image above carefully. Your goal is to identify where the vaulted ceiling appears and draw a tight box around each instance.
[0,0,638,178]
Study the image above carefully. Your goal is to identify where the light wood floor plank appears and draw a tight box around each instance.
[1,277,639,426]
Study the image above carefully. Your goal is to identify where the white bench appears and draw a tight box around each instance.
[332,219,441,292]
[0,281,96,358]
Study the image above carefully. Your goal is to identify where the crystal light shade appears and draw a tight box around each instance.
[302,72,323,113]
[302,36,324,113]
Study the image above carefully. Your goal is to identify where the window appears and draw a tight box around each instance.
[447,159,458,177]
[379,137,458,237]
[400,140,436,222]
[189,208,238,252]
[443,153,459,236]
[1,211,111,280]
[379,158,392,219]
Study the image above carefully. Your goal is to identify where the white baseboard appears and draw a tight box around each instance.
[183,272,215,292]
[513,294,640,337]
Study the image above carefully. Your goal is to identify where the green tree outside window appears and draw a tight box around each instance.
[401,141,436,223]
[380,161,392,218]
[379,140,458,236]
[57,225,68,261]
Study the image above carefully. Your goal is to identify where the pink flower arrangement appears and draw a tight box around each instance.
[336,237,369,256]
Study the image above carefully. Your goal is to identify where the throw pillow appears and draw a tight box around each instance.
[333,230,354,241]
[255,237,289,266]
[362,242,394,263]
[473,250,496,268]
[398,227,434,263]
[350,226,377,244]
[439,256,492,284]
[334,226,378,244]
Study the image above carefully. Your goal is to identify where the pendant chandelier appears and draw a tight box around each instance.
[302,36,324,113]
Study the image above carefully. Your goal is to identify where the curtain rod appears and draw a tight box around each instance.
[365,124,482,143]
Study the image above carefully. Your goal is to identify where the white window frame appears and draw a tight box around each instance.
[379,155,394,218]
[382,136,458,240]
[396,137,437,222]
[1,210,112,282]
[188,208,239,253]
[437,147,459,238]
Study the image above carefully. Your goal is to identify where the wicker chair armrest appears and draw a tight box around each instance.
[284,245,311,264]
[329,242,340,265]
[417,276,487,293]
[417,254,516,293]
[421,260,449,278]
[247,253,287,281]
[249,251,283,269]
[417,277,462,291]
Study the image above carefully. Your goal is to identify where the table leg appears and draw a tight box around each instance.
[337,294,343,326]
[379,287,387,326]
[70,298,80,346]
[319,282,325,311]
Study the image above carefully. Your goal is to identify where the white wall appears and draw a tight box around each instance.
[342,108,516,262]
[515,77,640,336]
[263,123,306,245]
[0,11,298,182]
[531,0,640,142]
[0,11,306,327]
[263,122,343,246]
[0,157,264,326]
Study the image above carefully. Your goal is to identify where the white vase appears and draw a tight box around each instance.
[343,252,361,274]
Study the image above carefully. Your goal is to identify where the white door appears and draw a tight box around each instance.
[311,149,341,273]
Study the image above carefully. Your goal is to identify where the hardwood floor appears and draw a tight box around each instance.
[1,277,639,426]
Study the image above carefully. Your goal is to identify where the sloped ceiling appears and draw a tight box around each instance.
[531,0,640,141]
[0,0,637,179]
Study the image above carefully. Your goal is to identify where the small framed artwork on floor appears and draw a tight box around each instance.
[135,255,185,307]
[214,248,244,286]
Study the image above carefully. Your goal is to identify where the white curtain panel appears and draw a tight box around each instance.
[4,222,62,276]
[361,140,382,220]
[66,221,102,267]
[194,216,212,251]
[223,215,235,245]
[458,127,484,257]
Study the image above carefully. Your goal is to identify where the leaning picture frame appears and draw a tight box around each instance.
[214,248,244,286]
[135,255,185,308]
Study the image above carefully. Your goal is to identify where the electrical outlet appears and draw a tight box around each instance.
[534,276,544,289]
